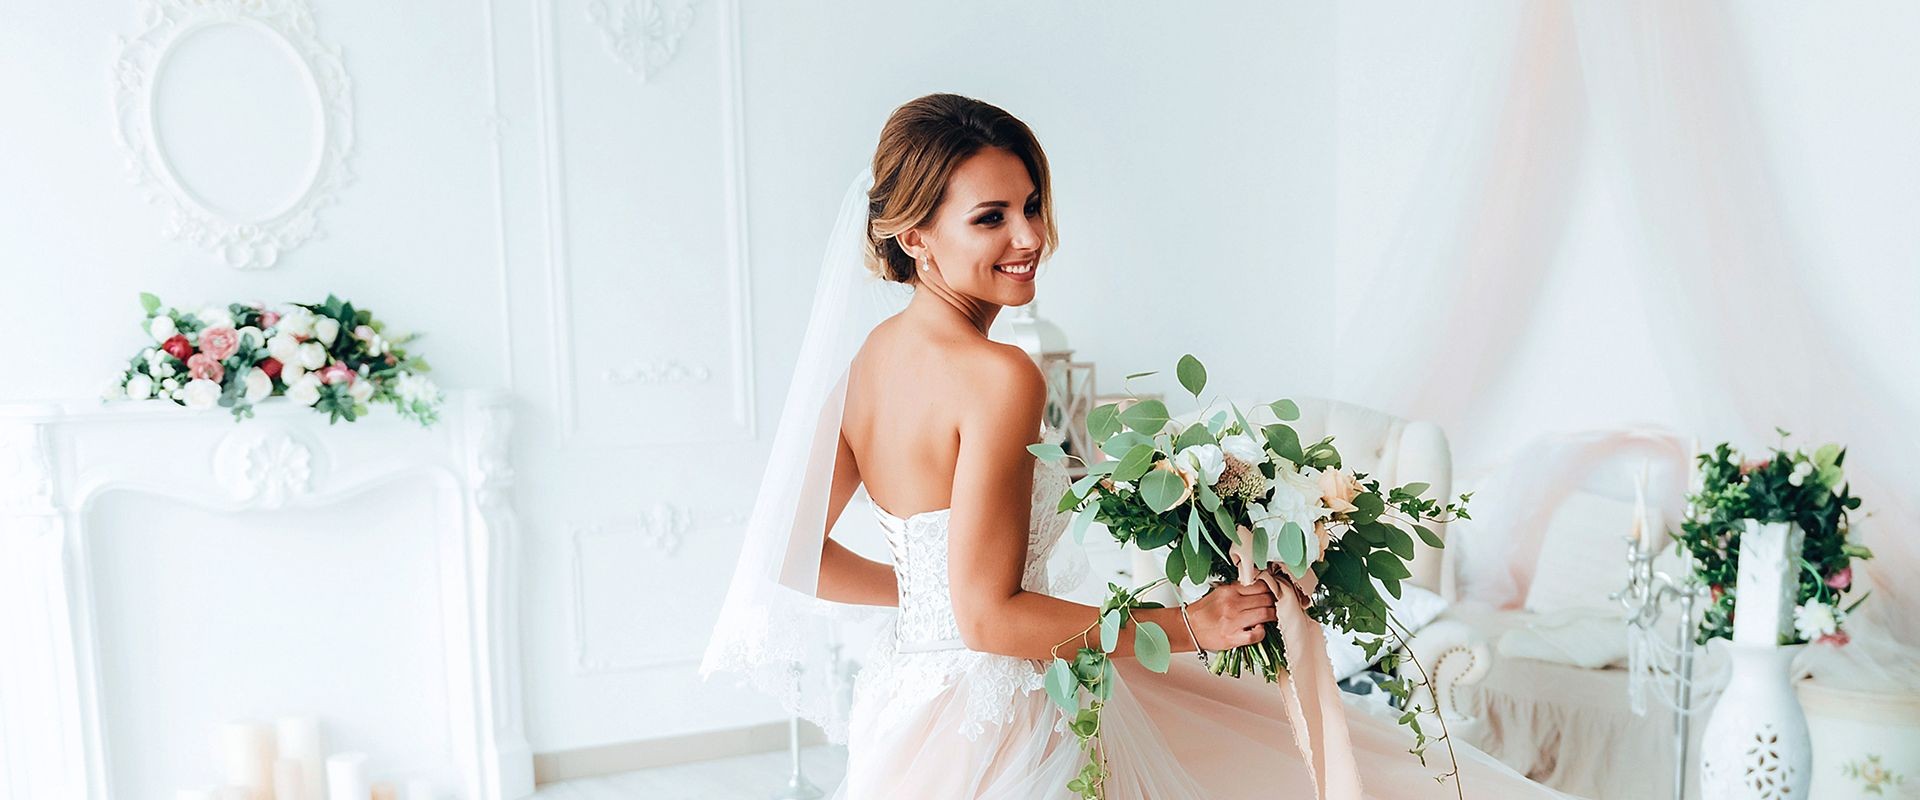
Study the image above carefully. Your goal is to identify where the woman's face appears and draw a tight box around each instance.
[901,147,1046,308]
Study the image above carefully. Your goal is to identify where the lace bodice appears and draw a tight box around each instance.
[853,426,1082,739]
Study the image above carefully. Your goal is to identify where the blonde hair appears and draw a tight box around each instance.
[864,94,1058,283]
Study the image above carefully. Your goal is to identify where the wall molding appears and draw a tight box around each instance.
[110,0,355,269]
[585,0,699,83]
[567,503,747,674]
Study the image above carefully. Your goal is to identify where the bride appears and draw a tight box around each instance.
[702,93,1571,799]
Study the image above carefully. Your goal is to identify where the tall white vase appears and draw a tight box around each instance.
[1700,643,1811,799]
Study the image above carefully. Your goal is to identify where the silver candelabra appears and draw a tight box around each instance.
[1613,532,1712,800]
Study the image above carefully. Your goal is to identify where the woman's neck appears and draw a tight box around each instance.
[906,281,1000,335]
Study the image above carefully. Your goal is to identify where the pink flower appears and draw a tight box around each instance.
[1738,458,1772,476]
[261,310,281,328]
[186,353,225,383]
[319,363,355,385]
[1818,629,1851,647]
[1826,566,1852,591]
[198,326,239,361]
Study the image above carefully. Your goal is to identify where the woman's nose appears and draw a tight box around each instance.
[1009,216,1042,251]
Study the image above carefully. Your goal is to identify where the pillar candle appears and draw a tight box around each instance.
[325,753,369,800]
[273,758,305,800]
[369,782,398,800]
[218,721,277,799]
[402,780,434,800]
[213,789,253,800]
[176,791,218,800]
[275,716,326,800]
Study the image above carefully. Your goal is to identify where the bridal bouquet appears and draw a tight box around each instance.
[1029,355,1469,799]
[104,293,443,426]
[1677,433,1870,645]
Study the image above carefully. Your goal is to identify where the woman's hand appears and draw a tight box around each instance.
[1185,580,1280,651]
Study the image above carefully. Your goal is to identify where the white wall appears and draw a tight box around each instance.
[0,0,1336,758]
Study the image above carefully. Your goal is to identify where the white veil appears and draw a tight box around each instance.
[699,170,912,742]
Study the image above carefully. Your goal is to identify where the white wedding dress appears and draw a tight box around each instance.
[833,428,1573,799]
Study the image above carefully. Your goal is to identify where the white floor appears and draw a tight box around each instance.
[532,745,849,800]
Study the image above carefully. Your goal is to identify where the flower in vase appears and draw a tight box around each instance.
[1793,601,1840,642]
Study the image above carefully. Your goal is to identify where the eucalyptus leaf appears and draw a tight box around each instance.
[1101,431,1154,459]
[139,292,161,315]
[1399,481,1431,499]
[1270,399,1300,421]
[1414,524,1445,549]
[1252,524,1272,569]
[1141,468,1187,512]
[1175,422,1215,451]
[1113,444,1157,483]
[1044,658,1079,712]
[1165,548,1186,586]
[1027,443,1067,464]
[1275,521,1305,568]
[1124,370,1159,381]
[1071,472,1105,497]
[1119,399,1170,434]
[1100,609,1122,653]
[1070,508,1098,544]
[1135,621,1172,673]
[1384,525,1416,560]
[1176,354,1207,397]
[1088,403,1122,443]
[1264,424,1305,464]
[1183,541,1210,584]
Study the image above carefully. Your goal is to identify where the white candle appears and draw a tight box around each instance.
[275,716,326,800]
[273,758,305,800]
[370,782,399,800]
[176,791,218,800]
[402,780,434,800]
[219,721,277,799]
[1633,461,1653,550]
[326,753,369,800]
[213,789,253,800]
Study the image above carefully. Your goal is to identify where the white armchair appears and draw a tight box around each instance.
[1122,397,1489,719]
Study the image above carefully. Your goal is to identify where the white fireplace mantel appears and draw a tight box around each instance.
[0,391,532,800]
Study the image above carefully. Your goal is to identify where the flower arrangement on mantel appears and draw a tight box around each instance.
[1677,431,1870,645]
[103,293,443,426]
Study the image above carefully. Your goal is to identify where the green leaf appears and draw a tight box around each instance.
[1211,505,1236,539]
[1176,354,1207,397]
[1270,399,1300,421]
[1135,621,1172,672]
[1366,549,1414,581]
[1087,403,1122,443]
[1186,505,1204,550]
[1071,472,1104,498]
[1381,575,1404,599]
[1124,370,1159,381]
[1414,524,1445,549]
[1275,521,1306,569]
[1044,658,1079,712]
[1141,468,1187,512]
[1100,610,1122,653]
[139,292,161,314]
[1264,424,1304,464]
[1119,399,1170,435]
[1205,410,1230,437]
[1057,490,1081,514]
[1251,524,1272,569]
[1136,523,1179,550]
[1027,443,1067,464]
[1197,482,1221,512]
[1100,430,1153,459]
[1399,481,1431,499]
[1383,525,1416,560]
[1097,657,1118,701]
[1165,548,1186,586]
[1183,540,1211,584]
[1112,444,1157,483]
[1070,507,1098,544]
[1174,422,1215,450]
[1351,492,1385,523]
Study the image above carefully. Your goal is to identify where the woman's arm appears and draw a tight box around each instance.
[815,427,900,606]
[946,347,1277,661]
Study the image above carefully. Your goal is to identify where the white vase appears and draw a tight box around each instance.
[1701,643,1811,799]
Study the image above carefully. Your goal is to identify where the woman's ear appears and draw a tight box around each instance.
[895,227,927,261]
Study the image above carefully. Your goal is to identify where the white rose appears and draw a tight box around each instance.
[1258,464,1332,533]
[1172,443,1227,488]
[237,325,264,348]
[286,374,323,407]
[268,333,301,364]
[148,315,177,341]
[196,305,234,330]
[1220,434,1264,466]
[314,317,340,346]
[243,368,273,402]
[1793,601,1839,641]
[348,378,374,403]
[279,306,316,337]
[298,341,327,370]
[354,324,376,342]
[151,359,177,378]
[367,334,388,357]
[281,362,307,385]
[125,373,154,400]
[160,377,180,392]
[181,378,222,410]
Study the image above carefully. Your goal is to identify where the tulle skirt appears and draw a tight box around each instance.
[834,653,1575,799]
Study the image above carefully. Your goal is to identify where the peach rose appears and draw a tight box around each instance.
[1151,459,1194,509]
[1318,467,1363,515]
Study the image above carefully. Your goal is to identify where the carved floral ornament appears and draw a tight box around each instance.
[112,0,354,270]
[586,0,699,83]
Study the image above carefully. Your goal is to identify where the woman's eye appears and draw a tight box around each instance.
[975,212,1003,226]
[1025,203,1041,217]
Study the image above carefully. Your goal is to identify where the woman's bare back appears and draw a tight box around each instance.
[840,312,1036,519]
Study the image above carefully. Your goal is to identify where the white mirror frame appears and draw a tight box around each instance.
[112,0,354,270]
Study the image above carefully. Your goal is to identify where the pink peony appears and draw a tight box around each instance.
[198,326,239,360]
[186,353,224,383]
[319,363,355,385]
[1826,566,1852,591]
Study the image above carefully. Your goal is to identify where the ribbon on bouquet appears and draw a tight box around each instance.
[1230,526,1363,800]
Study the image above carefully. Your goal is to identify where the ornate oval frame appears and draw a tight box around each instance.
[112,0,354,270]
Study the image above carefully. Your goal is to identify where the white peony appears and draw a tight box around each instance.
[297,341,327,369]
[1793,601,1840,642]
[314,317,340,346]
[196,305,234,330]
[278,306,316,337]
[348,378,374,403]
[1172,443,1227,488]
[281,362,307,385]
[1220,433,1265,466]
[181,378,222,410]
[243,368,273,402]
[286,374,323,407]
[268,333,301,365]
[148,315,177,342]
[125,373,154,400]
[1256,464,1332,534]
